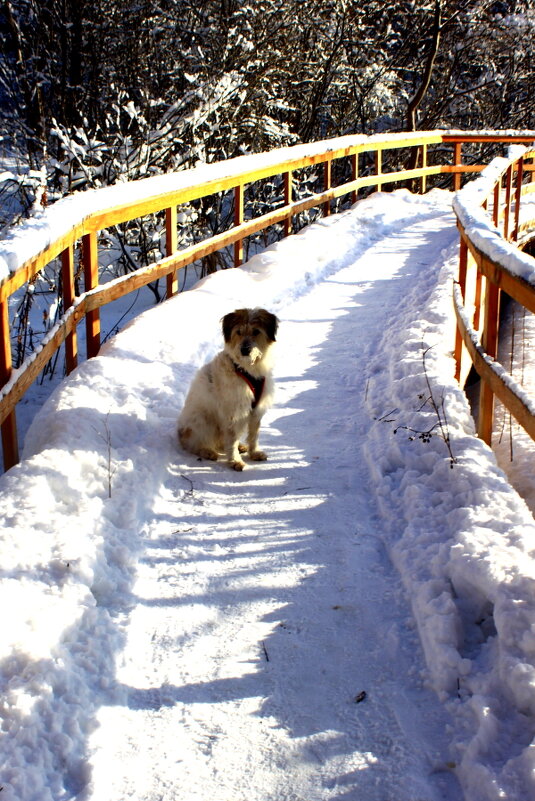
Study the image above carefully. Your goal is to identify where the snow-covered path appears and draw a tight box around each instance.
[87,208,461,800]
[3,189,535,801]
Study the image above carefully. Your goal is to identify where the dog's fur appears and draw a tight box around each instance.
[178,308,278,471]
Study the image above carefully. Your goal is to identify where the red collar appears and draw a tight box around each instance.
[233,363,265,409]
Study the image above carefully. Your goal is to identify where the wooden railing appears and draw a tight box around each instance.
[1,130,535,471]
[453,145,535,444]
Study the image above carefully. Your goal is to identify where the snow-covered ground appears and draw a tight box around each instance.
[1,188,535,801]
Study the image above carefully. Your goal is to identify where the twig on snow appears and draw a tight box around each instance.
[180,474,194,495]
[92,411,118,498]
[261,641,270,662]
[379,344,457,468]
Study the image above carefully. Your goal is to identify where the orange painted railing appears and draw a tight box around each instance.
[453,144,535,445]
[1,130,535,470]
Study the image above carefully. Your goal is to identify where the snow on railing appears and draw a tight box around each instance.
[453,144,535,444]
[1,130,535,471]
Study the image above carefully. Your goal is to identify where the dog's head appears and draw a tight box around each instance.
[222,308,278,369]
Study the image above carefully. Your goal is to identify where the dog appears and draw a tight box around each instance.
[178,308,278,471]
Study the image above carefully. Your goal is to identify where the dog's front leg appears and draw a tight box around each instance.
[224,426,246,471]
[248,414,267,461]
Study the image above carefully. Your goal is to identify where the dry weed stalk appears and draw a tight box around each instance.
[93,411,117,498]
[378,343,457,468]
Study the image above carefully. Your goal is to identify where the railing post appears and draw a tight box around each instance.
[453,142,462,191]
[234,184,244,266]
[61,244,78,374]
[478,271,501,445]
[420,144,427,194]
[351,153,359,205]
[283,171,292,237]
[82,231,101,358]
[375,148,383,192]
[473,269,483,333]
[512,157,524,242]
[165,206,178,297]
[323,158,332,216]
[0,298,19,469]
[503,164,513,240]
[493,181,500,227]
[454,237,468,382]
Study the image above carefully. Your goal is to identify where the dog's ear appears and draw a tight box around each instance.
[257,309,279,342]
[222,309,247,342]
[222,312,237,342]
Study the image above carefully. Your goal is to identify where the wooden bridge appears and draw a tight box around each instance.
[1,130,534,471]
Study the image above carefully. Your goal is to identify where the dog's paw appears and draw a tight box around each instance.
[238,443,248,454]
[250,450,268,461]
[230,459,246,471]
[198,447,219,461]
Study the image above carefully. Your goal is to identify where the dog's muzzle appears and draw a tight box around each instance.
[240,340,252,356]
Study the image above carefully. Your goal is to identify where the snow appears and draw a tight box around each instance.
[452,149,535,286]
[1,187,535,800]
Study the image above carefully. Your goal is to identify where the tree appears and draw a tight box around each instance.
[1,0,533,222]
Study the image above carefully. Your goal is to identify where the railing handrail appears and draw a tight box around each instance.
[0,131,442,292]
[1,129,535,470]
[453,145,535,444]
[4,130,535,295]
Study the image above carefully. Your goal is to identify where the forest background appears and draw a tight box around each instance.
[0,0,534,363]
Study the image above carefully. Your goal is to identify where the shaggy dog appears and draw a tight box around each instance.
[178,308,278,471]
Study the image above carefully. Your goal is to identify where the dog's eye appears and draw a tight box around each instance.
[236,328,243,336]
[252,328,260,336]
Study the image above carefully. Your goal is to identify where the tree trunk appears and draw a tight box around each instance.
[406,0,442,132]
